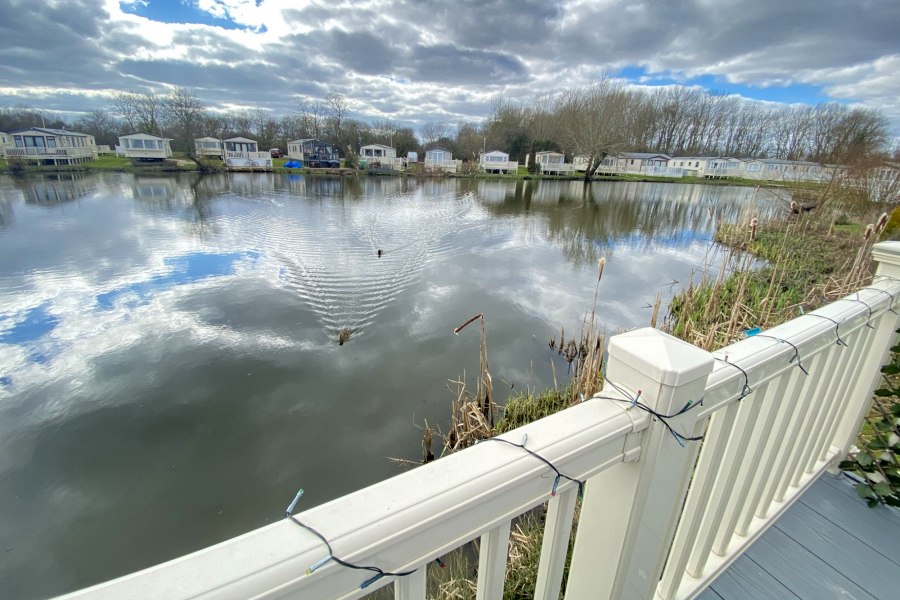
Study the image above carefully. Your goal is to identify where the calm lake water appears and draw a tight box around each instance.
[0,172,771,598]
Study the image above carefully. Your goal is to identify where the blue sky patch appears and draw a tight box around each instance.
[96,250,259,309]
[0,301,59,345]
[121,1,246,31]
[616,66,840,105]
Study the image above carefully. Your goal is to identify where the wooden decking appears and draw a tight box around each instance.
[698,473,900,600]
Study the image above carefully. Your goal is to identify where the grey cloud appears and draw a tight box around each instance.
[0,0,899,132]
[403,44,529,85]
[0,0,112,87]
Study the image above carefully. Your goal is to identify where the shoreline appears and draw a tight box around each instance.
[0,157,818,190]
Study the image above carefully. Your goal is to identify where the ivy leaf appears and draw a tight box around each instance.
[892,404,900,417]
[873,482,893,496]
[858,453,874,467]
[874,388,895,397]
[855,483,874,498]
[891,344,900,353]
[882,364,900,375]
[838,460,858,470]
[886,496,900,507]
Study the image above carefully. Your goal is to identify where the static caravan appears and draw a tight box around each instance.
[194,137,223,158]
[7,127,97,164]
[479,150,518,174]
[119,133,172,161]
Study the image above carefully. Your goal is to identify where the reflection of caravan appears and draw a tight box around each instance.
[132,177,176,201]
[20,173,93,205]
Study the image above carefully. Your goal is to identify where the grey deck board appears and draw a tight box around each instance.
[702,473,900,600]
[706,554,800,599]
[695,586,725,600]
[773,500,899,598]
[798,477,900,561]
[744,527,878,599]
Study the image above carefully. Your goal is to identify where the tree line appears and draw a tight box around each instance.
[0,80,893,175]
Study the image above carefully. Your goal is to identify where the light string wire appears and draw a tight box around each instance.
[713,355,753,400]
[803,313,848,346]
[863,287,900,315]
[481,435,584,498]
[283,490,421,589]
[592,376,704,447]
[750,334,809,375]
[840,294,876,329]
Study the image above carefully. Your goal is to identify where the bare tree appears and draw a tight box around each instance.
[110,90,165,134]
[557,80,632,181]
[325,90,349,140]
[73,109,121,146]
[297,98,327,139]
[164,86,205,154]
[419,121,450,149]
[524,93,561,166]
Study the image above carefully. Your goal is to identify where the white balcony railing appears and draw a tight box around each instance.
[536,162,576,174]
[56,242,900,600]
[365,157,407,171]
[705,167,746,178]
[640,165,685,177]
[481,160,519,173]
[5,146,95,159]
[225,151,270,160]
[424,159,458,173]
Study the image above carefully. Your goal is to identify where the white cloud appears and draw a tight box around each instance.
[1,0,898,132]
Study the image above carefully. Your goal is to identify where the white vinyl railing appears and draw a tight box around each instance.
[5,146,94,159]
[56,241,900,600]
[423,159,459,173]
[225,151,270,160]
[481,160,519,173]
[536,162,577,174]
[640,166,685,177]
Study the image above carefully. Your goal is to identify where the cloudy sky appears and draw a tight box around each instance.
[0,0,898,136]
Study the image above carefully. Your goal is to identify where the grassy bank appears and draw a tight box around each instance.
[667,215,879,349]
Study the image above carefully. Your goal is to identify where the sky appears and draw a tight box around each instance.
[0,0,898,137]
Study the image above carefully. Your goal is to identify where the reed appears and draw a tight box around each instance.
[666,207,886,350]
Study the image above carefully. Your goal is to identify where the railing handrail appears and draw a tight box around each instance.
[57,398,646,599]
[6,146,94,156]
[698,285,893,418]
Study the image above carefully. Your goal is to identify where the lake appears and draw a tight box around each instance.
[0,172,771,598]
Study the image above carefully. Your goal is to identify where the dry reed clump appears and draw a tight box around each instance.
[666,207,889,350]
[435,257,609,456]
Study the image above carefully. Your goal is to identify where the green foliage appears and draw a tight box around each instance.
[526,161,542,176]
[84,155,132,170]
[882,206,900,240]
[8,159,26,175]
[668,218,875,349]
[496,387,575,434]
[840,328,900,508]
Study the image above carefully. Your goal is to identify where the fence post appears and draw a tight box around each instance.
[828,241,900,468]
[565,328,713,600]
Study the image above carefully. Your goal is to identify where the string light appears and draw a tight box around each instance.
[863,287,900,315]
[482,434,584,499]
[751,334,809,375]
[284,491,418,589]
[714,356,752,400]
[595,377,704,448]
[804,313,848,346]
